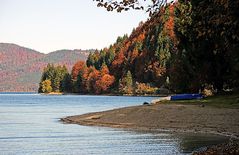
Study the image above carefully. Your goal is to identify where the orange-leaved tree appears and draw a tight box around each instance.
[86,67,100,93]
[95,65,115,94]
[71,61,86,80]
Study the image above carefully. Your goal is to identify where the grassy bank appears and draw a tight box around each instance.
[162,93,239,109]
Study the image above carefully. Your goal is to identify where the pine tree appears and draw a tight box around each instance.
[39,64,70,93]
[60,73,72,93]
[76,70,84,93]
[119,70,133,94]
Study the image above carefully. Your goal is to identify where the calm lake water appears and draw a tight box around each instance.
[0,93,228,155]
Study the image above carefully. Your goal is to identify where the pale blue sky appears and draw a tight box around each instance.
[0,0,148,53]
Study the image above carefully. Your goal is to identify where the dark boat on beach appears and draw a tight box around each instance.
[171,94,203,100]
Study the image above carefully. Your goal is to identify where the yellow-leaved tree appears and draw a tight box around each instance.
[41,80,52,93]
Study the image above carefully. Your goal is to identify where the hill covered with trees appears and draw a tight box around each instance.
[39,0,239,95]
[0,43,91,92]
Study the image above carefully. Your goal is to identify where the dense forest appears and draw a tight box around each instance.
[39,0,239,95]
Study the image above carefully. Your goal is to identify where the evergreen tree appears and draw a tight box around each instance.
[39,63,70,93]
[51,65,68,92]
[106,46,115,66]
[119,70,133,94]
[125,71,133,88]
[75,70,84,93]
[99,49,107,67]
[60,73,72,93]
[86,52,95,67]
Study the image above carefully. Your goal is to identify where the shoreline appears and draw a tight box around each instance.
[39,92,171,97]
[61,103,239,154]
[61,103,239,139]
[61,95,239,155]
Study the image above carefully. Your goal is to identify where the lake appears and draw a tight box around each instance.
[0,93,228,155]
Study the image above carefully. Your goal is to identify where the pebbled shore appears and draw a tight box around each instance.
[192,140,239,155]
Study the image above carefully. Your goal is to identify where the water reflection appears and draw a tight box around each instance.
[176,133,229,153]
[115,128,228,154]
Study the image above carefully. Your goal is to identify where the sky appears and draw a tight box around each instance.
[0,0,149,53]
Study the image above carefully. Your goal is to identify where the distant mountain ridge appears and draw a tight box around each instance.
[0,43,91,92]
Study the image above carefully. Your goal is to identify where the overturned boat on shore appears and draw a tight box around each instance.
[151,94,203,104]
[171,94,203,100]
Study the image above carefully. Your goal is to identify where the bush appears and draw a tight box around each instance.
[135,82,158,95]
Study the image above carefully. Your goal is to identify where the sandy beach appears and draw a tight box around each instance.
[61,103,239,139]
[61,101,239,154]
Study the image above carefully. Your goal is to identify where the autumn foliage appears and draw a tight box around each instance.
[82,0,239,94]
[71,61,86,80]
[70,61,115,94]
[39,0,239,94]
[96,74,115,94]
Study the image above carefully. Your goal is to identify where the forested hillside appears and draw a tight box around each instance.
[0,43,90,92]
[39,0,239,95]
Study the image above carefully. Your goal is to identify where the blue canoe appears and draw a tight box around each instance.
[171,94,203,100]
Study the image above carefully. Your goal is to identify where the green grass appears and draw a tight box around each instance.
[163,93,239,108]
